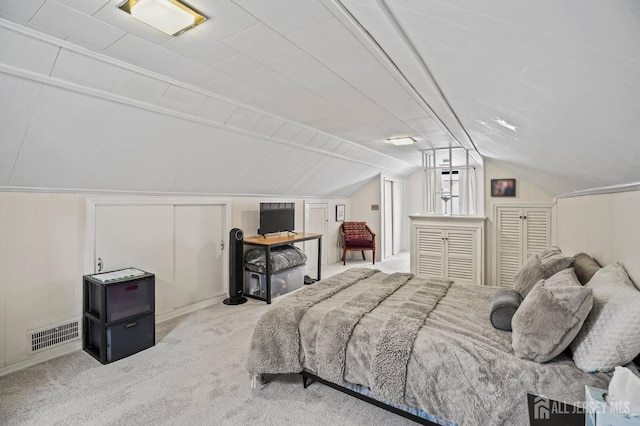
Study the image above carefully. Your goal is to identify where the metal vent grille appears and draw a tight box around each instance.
[27,320,80,354]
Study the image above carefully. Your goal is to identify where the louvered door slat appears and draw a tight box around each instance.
[496,207,524,287]
[445,230,476,284]
[524,208,551,257]
[416,228,444,278]
[417,254,444,277]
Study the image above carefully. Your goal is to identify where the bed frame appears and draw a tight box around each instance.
[300,370,438,425]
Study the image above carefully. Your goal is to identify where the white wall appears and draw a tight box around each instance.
[557,190,640,288]
[348,175,382,262]
[483,158,554,285]
[406,170,424,216]
[0,190,348,372]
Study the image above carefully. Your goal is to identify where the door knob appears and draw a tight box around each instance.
[97,257,103,272]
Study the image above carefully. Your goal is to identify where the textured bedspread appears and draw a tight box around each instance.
[246,269,613,425]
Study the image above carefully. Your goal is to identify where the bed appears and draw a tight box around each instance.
[245,266,636,425]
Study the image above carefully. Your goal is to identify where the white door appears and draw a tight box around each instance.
[392,181,405,254]
[416,227,445,278]
[95,205,175,315]
[384,181,393,258]
[304,202,328,275]
[174,205,225,307]
[445,229,476,285]
[495,205,552,287]
[384,180,406,258]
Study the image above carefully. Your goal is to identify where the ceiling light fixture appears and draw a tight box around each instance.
[119,0,206,36]
[387,137,416,146]
[493,117,518,133]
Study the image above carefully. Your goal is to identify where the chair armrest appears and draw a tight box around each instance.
[365,225,376,239]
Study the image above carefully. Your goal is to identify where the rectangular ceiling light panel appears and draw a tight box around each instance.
[387,137,415,146]
[119,0,206,36]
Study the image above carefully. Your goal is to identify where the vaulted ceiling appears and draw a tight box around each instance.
[0,0,638,196]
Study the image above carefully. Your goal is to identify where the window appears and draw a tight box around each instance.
[440,170,459,214]
[422,148,478,215]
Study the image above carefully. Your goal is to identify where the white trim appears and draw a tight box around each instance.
[0,186,349,199]
[155,295,226,323]
[556,182,640,198]
[0,340,82,377]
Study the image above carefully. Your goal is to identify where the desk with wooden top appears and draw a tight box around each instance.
[243,233,322,304]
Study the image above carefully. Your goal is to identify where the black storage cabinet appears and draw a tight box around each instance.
[83,269,155,364]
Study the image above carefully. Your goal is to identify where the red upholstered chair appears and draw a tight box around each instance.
[340,221,376,265]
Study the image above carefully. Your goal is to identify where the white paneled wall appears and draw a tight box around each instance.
[0,194,7,367]
[557,190,640,289]
[1,192,83,367]
[0,191,349,372]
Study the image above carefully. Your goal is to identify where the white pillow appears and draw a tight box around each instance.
[570,262,640,373]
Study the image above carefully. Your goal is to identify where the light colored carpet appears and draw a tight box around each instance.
[0,257,415,425]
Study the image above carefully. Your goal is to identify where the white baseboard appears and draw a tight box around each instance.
[0,295,227,377]
[155,294,226,323]
[0,340,83,377]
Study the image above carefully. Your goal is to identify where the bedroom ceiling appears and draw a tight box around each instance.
[0,0,638,196]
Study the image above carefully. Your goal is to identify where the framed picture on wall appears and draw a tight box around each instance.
[491,179,516,197]
[336,204,345,221]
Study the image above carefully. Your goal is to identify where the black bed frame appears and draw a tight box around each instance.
[300,370,438,425]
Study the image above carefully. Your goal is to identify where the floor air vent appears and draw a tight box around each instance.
[27,320,80,354]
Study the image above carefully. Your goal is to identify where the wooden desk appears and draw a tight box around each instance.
[243,233,322,304]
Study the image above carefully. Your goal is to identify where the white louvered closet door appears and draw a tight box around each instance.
[496,207,524,287]
[445,230,476,284]
[416,228,445,278]
[523,208,551,259]
[495,206,551,287]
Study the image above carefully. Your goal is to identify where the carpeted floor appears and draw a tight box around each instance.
[0,256,415,425]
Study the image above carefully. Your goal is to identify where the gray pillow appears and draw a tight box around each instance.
[513,246,574,297]
[512,268,593,363]
[490,288,522,331]
[573,252,601,285]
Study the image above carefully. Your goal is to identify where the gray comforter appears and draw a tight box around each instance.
[246,268,613,425]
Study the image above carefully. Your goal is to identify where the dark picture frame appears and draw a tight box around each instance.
[336,204,345,221]
[491,179,516,197]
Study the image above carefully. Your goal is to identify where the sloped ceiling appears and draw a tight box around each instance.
[0,0,638,196]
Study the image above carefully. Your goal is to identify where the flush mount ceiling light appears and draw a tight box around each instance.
[119,0,206,36]
[493,117,518,133]
[387,137,416,146]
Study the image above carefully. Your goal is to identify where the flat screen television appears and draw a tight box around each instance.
[258,203,295,236]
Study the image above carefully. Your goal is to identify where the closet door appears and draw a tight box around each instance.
[495,206,552,287]
[523,207,551,259]
[496,207,524,287]
[445,229,476,285]
[416,227,444,277]
[174,205,225,307]
[95,205,174,315]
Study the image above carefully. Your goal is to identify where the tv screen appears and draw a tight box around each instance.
[259,203,295,235]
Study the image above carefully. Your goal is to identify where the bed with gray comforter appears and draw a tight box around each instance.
[246,268,613,425]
